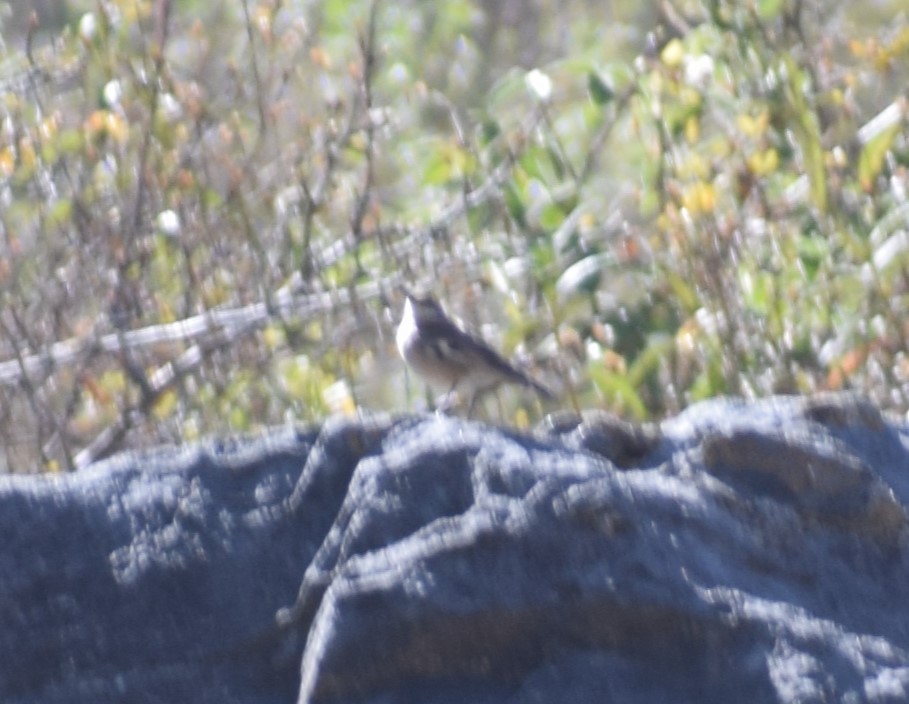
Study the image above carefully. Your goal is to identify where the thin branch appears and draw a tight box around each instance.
[130,0,171,241]
[0,312,75,470]
[578,83,637,184]
[348,1,381,275]
[240,0,268,136]
[0,281,388,387]
[72,321,253,469]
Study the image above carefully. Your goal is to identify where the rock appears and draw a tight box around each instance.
[2,394,909,704]
[537,408,661,468]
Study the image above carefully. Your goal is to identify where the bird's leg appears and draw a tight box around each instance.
[467,388,491,419]
[466,392,478,419]
[434,381,460,415]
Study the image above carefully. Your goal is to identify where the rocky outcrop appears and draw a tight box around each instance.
[2,394,908,703]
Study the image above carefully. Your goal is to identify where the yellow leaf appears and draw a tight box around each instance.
[736,109,769,137]
[682,181,716,215]
[262,325,286,350]
[18,138,36,170]
[255,4,273,40]
[152,389,178,419]
[747,148,779,176]
[39,116,58,140]
[0,148,14,176]
[684,115,700,143]
[661,39,685,68]
[676,319,700,354]
[85,110,129,144]
[875,27,909,71]
[105,112,129,144]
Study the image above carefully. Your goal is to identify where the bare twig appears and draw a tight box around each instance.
[0,281,391,388]
[348,1,381,276]
[240,0,268,136]
[72,320,255,469]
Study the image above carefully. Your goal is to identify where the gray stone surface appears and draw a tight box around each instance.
[2,394,909,703]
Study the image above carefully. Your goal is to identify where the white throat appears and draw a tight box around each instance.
[396,297,419,358]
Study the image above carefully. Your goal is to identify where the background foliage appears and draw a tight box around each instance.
[1,0,908,472]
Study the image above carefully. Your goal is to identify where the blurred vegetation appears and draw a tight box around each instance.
[0,0,908,472]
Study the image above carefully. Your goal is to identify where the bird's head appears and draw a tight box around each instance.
[401,291,448,327]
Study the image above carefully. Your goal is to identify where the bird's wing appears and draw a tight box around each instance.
[419,319,553,398]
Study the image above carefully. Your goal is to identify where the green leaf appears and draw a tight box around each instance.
[783,55,826,213]
[858,123,899,192]
[627,334,674,388]
[538,201,567,232]
[487,67,527,110]
[664,271,700,313]
[422,150,452,186]
[797,234,829,281]
[587,71,614,105]
[520,146,554,182]
[546,145,566,180]
[203,188,223,210]
[504,182,527,227]
[688,359,727,401]
[739,266,774,314]
[757,0,785,19]
[480,118,501,145]
[47,199,73,229]
[57,128,84,155]
[588,364,648,420]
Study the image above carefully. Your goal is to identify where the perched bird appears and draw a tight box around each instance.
[396,291,554,415]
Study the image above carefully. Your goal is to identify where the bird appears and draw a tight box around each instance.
[396,291,554,415]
